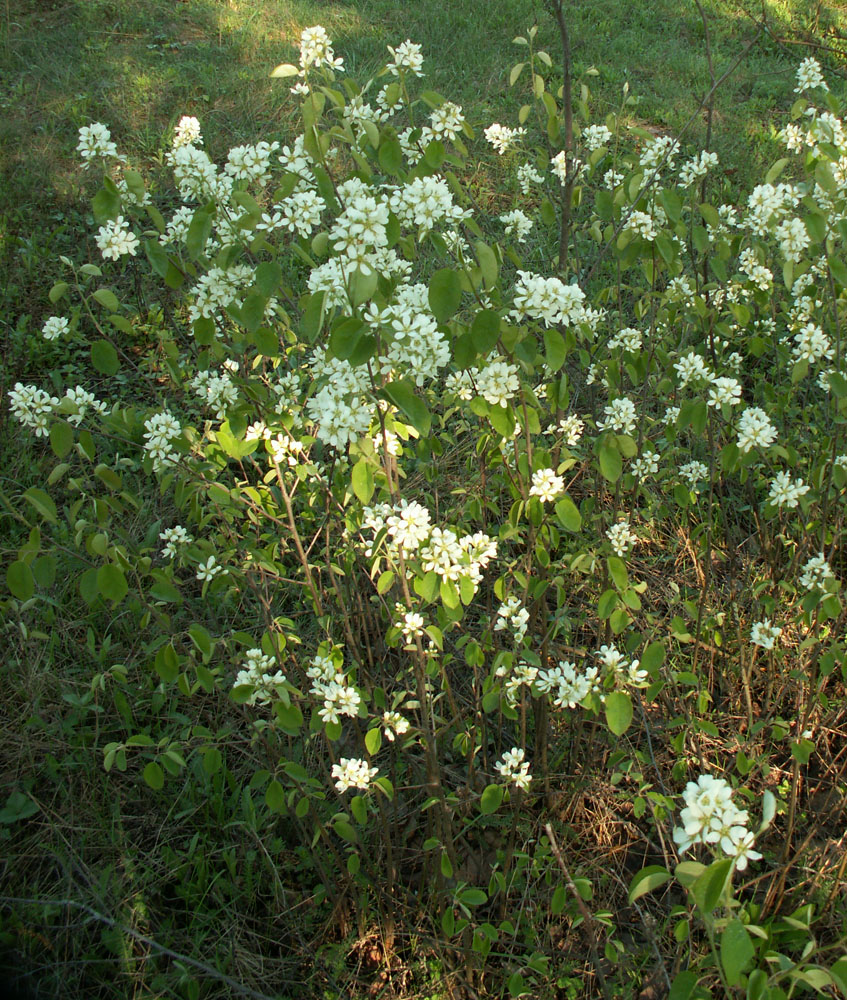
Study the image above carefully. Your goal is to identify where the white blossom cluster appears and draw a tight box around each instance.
[607,520,638,558]
[332,757,378,793]
[494,747,532,790]
[233,648,287,706]
[95,216,139,261]
[750,619,782,650]
[672,774,762,871]
[307,650,361,726]
[143,411,182,471]
[484,123,525,155]
[529,468,565,503]
[511,271,586,327]
[536,658,600,709]
[799,553,835,592]
[736,407,777,454]
[159,525,193,560]
[678,150,718,186]
[767,471,809,509]
[493,596,530,643]
[77,122,121,164]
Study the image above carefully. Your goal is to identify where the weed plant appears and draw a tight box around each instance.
[2,2,847,999]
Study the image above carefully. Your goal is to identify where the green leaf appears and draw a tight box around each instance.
[270,62,299,77]
[508,972,527,998]
[97,564,128,603]
[605,691,633,735]
[458,888,487,906]
[479,784,504,815]
[273,702,303,736]
[551,885,567,915]
[93,288,120,312]
[628,865,671,903]
[364,727,382,756]
[607,556,628,591]
[23,488,57,524]
[7,561,35,601]
[470,309,501,356]
[667,971,699,1000]
[91,339,119,375]
[597,589,618,620]
[441,852,454,879]
[554,495,581,532]
[265,779,286,813]
[255,261,282,297]
[92,181,121,223]
[144,239,170,277]
[351,458,375,504]
[428,268,462,323]
[378,138,403,175]
[186,206,214,260]
[202,748,222,776]
[143,762,164,790]
[333,819,359,843]
[598,443,622,482]
[691,857,732,913]
[543,328,566,371]
[721,919,754,986]
[474,240,499,289]
[383,380,431,436]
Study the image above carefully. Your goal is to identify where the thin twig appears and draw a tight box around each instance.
[544,824,613,1000]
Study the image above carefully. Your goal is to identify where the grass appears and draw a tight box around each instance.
[2,1,847,998]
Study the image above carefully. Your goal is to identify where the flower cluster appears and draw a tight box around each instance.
[494,748,532,790]
[672,774,762,871]
[233,648,287,706]
[332,758,378,793]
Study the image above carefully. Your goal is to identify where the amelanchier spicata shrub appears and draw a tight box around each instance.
[8,21,847,994]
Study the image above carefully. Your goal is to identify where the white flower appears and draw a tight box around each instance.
[750,619,782,650]
[707,377,742,408]
[233,648,287,706]
[77,122,120,163]
[607,520,638,557]
[382,711,410,742]
[631,452,659,479]
[196,556,223,582]
[581,124,611,151]
[159,525,193,560]
[387,39,424,77]
[736,407,777,454]
[386,500,431,551]
[776,217,810,263]
[332,758,378,793]
[553,414,585,446]
[143,410,182,470]
[484,123,525,155]
[529,468,565,503]
[679,150,718,186]
[767,471,809,509]
[796,57,828,93]
[599,397,637,436]
[517,162,544,193]
[499,209,533,242]
[494,596,529,642]
[95,216,139,261]
[42,316,69,342]
[299,25,344,72]
[476,360,520,407]
[792,323,833,365]
[799,553,835,591]
[173,115,202,148]
[494,747,532,790]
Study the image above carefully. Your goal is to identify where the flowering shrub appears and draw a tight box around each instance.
[6,19,847,996]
